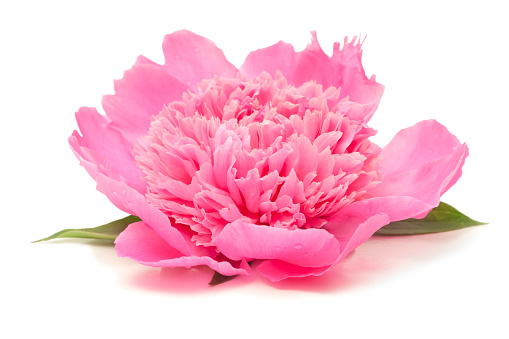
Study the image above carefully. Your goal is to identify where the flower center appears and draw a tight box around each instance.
[134,72,382,247]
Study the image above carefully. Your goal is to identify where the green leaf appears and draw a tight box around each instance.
[33,215,141,243]
[373,202,486,236]
[208,261,254,286]
[208,272,238,286]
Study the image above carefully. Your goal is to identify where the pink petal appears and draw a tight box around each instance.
[69,132,102,181]
[290,32,336,87]
[326,207,392,261]
[72,107,146,193]
[116,221,251,276]
[378,119,466,177]
[440,145,469,196]
[102,57,189,149]
[240,41,298,82]
[162,30,238,91]
[321,120,468,263]
[323,198,432,270]
[256,260,330,282]
[116,221,183,261]
[215,220,341,268]
[240,32,384,122]
[371,120,469,208]
[94,172,192,256]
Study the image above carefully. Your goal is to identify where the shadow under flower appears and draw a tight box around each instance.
[267,229,475,292]
[128,265,260,294]
[87,228,477,294]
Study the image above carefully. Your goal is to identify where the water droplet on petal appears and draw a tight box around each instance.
[112,191,118,197]
[274,246,282,251]
[295,243,304,250]
[121,189,126,195]
[127,201,134,208]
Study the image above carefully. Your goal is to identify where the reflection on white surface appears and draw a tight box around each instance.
[83,227,479,294]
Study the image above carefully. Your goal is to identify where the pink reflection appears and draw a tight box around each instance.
[128,265,258,294]
[269,230,470,292]
[119,229,472,293]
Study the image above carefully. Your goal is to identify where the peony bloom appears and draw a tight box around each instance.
[70,31,467,281]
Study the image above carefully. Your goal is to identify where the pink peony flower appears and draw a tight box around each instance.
[70,30,468,281]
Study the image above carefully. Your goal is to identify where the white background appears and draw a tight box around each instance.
[1,1,508,338]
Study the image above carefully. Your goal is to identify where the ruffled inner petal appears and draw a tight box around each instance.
[135,74,383,248]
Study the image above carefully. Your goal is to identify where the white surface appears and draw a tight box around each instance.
[1,1,507,338]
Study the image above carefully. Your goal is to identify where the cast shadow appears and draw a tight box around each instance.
[87,228,478,294]
[265,230,471,292]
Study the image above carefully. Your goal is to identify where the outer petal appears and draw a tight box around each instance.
[326,198,425,261]
[71,107,146,193]
[215,220,341,268]
[70,138,194,256]
[116,221,251,276]
[332,38,384,123]
[323,120,468,263]
[94,172,192,256]
[162,30,238,91]
[241,32,384,122]
[259,212,391,281]
[241,41,298,83]
[102,57,189,149]
[376,119,467,178]
[256,260,330,282]
[371,119,469,211]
